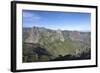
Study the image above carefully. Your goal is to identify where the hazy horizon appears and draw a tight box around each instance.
[23,26,91,32]
[22,10,91,32]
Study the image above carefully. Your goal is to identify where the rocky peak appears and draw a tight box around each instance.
[56,29,64,42]
[25,26,40,43]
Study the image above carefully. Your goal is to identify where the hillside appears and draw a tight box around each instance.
[22,26,91,62]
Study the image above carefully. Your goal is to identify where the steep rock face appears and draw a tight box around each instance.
[56,30,64,42]
[69,31,81,41]
[25,27,40,43]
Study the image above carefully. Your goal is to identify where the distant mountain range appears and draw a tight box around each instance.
[22,26,91,62]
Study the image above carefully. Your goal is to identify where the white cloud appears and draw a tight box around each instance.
[23,11,41,20]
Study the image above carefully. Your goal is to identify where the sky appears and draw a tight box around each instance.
[22,10,91,32]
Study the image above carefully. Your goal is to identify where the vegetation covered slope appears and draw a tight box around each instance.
[23,26,91,62]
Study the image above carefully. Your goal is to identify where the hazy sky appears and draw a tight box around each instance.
[22,10,91,31]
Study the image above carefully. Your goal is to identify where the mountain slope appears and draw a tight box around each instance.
[23,26,91,62]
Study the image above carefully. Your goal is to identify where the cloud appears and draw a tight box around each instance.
[23,11,41,22]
